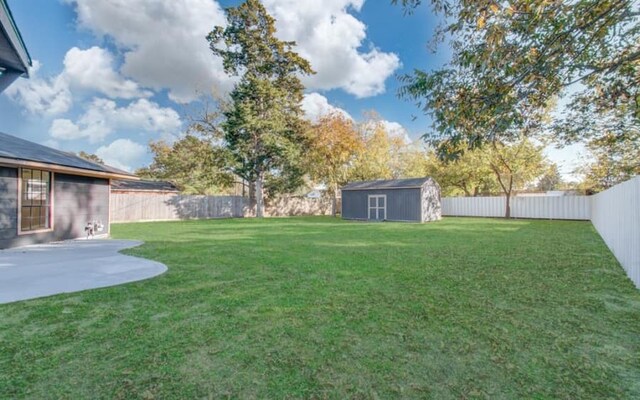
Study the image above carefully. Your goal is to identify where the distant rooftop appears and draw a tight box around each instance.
[342,177,436,191]
[111,179,180,192]
[0,132,135,178]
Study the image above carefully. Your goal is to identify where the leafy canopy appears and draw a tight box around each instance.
[396,0,640,152]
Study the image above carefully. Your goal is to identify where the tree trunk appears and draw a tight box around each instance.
[505,194,511,218]
[255,174,264,218]
[331,184,338,217]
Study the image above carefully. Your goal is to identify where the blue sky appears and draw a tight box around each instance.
[1,0,582,176]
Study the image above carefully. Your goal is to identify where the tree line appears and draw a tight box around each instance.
[80,0,637,218]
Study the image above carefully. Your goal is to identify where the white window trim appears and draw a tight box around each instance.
[367,194,387,221]
[17,168,55,235]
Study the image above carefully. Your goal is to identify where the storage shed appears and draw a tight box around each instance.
[341,177,441,222]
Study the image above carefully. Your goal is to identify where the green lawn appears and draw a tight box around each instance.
[1,217,640,399]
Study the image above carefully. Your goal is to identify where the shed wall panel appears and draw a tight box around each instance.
[342,188,422,222]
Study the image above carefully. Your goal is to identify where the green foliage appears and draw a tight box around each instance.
[207,0,314,215]
[136,133,234,195]
[76,151,104,165]
[397,1,640,150]
[536,163,563,192]
[578,131,640,192]
[2,217,640,398]
[350,116,408,181]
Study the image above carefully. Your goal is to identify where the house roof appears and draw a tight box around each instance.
[342,177,436,191]
[0,132,136,179]
[111,179,180,192]
[0,0,31,75]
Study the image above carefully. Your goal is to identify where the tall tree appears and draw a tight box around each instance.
[208,0,314,217]
[307,113,363,217]
[395,0,639,150]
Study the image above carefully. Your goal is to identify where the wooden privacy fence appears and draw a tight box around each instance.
[442,195,591,220]
[110,193,333,222]
[110,193,245,222]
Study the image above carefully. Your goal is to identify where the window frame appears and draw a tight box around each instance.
[367,194,387,221]
[17,168,55,235]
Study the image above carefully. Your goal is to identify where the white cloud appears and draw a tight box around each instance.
[301,92,352,122]
[380,120,412,144]
[67,0,233,103]
[49,98,182,143]
[4,61,72,115]
[65,0,399,102]
[96,138,146,171]
[63,46,152,99]
[264,0,401,97]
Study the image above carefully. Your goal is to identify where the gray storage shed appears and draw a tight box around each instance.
[0,132,136,249]
[341,177,441,222]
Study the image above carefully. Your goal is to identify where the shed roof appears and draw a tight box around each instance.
[0,132,136,179]
[112,179,180,192]
[0,0,31,75]
[342,177,435,191]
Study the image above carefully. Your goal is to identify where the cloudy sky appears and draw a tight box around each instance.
[1,0,582,174]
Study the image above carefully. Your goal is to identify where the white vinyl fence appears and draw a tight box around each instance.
[590,177,640,288]
[442,177,640,288]
[442,195,591,220]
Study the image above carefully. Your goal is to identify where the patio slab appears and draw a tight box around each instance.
[0,240,167,304]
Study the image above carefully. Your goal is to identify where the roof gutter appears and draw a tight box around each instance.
[0,0,32,75]
[0,157,139,180]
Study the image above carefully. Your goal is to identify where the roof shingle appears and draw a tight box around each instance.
[0,132,134,177]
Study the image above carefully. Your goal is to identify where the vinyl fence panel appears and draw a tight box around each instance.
[591,177,640,289]
[441,196,506,217]
[511,196,591,220]
[442,196,590,220]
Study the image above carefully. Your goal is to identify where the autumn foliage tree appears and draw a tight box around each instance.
[350,117,407,181]
[307,113,362,216]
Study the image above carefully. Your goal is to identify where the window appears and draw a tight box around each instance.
[20,169,52,232]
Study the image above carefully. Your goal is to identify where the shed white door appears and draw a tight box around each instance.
[368,195,386,221]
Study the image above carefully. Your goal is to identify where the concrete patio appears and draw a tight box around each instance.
[0,240,167,304]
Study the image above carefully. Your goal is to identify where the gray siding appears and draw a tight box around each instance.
[0,167,18,240]
[342,188,423,222]
[0,169,110,249]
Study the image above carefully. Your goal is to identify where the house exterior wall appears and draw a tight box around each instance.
[0,166,110,249]
[341,188,423,222]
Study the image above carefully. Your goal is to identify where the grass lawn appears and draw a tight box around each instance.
[1,217,640,399]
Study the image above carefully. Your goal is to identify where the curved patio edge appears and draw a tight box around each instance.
[0,239,167,304]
